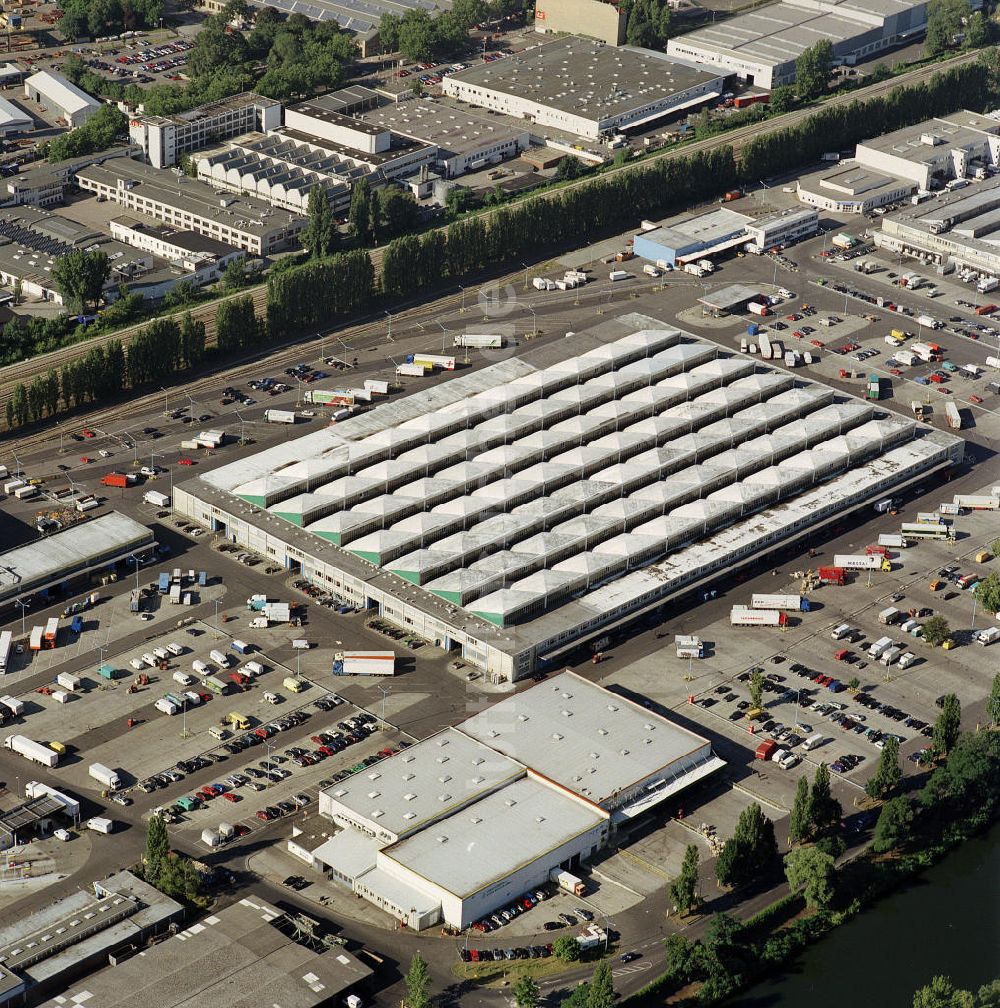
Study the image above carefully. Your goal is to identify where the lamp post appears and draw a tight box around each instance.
[15,598,27,636]
[213,599,221,634]
[377,684,391,729]
[128,554,140,592]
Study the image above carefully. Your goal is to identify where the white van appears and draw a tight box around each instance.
[209,649,231,668]
[153,646,170,661]
[192,659,210,675]
[166,641,185,656]
[830,624,852,640]
[803,733,825,751]
[129,657,144,671]
[209,726,230,740]
[172,671,194,688]
[141,653,158,668]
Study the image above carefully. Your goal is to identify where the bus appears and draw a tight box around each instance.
[0,631,10,672]
[900,522,954,541]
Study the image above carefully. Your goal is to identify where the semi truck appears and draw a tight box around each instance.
[5,734,59,767]
[833,554,879,570]
[409,354,455,371]
[549,868,586,896]
[43,617,58,648]
[89,763,121,790]
[952,494,998,510]
[0,630,10,673]
[264,409,296,424]
[332,650,396,676]
[731,606,788,627]
[304,389,355,406]
[750,593,810,611]
[454,334,504,348]
[29,626,43,651]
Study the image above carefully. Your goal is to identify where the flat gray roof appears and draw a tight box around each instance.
[859,111,1000,160]
[0,512,153,606]
[698,283,764,311]
[459,670,713,805]
[137,92,278,129]
[323,727,525,838]
[362,101,528,156]
[447,38,720,119]
[40,896,372,1008]
[76,158,304,238]
[643,206,752,251]
[382,776,607,898]
[672,0,924,68]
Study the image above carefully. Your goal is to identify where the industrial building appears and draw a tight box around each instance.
[442,38,724,142]
[128,92,282,169]
[0,872,183,1007]
[0,511,153,610]
[0,96,31,136]
[76,158,305,256]
[798,110,1000,213]
[23,70,100,127]
[39,896,372,1008]
[361,100,531,179]
[666,0,949,90]
[634,206,818,265]
[196,90,437,213]
[874,177,1000,276]
[304,672,721,929]
[173,315,962,682]
[533,0,626,45]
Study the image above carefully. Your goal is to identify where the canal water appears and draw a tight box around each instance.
[727,823,999,1007]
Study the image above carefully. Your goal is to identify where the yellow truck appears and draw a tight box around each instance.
[283,676,304,693]
[227,712,250,730]
[975,550,991,563]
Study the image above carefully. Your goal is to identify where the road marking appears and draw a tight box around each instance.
[613,962,652,977]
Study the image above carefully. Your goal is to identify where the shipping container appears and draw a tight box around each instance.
[755,739,778,760]
[332,650,395,676]
[43,617,58,648]
[29,626,43,651]
[364,379,390,395]
[395,363,429,377]
[609,270,629,281]
[101,472,133,488]
[747,301,770,316]
[56,672,81,692]
[410,354,456,370]
[901,522,954,540]
[878,533,906,548]
[13,485,38,500]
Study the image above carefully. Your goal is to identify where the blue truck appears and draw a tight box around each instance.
[158,572,170,594]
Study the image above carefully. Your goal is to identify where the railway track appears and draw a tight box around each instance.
[0,49,980,426]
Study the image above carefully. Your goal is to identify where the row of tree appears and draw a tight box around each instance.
[4,313,204,430]
[58,0,163,41]
[378,0,523,64]
[44,105,128,163]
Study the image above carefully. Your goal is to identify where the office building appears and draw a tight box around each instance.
[128,92,282,168]
[172,315,961,682]
[109,216,246,276]
[76,158,304,256]
[442,38,723,141]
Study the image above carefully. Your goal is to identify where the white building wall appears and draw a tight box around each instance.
[377,816,608,929]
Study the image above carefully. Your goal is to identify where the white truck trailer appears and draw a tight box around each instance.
[143,489,170,507]
[453,334,504,348]
[5,734,58,767]
[833,554,879,570]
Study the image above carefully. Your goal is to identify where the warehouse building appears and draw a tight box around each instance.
[667,0,949,90]
[307,672,721,929]
[874,177,1000,276]
[173,315,961,682]
[0,96,31,136]
[442,38,723,142]
[533,0,626,45]
[76,158,305,256]
[0,872,182,1007]
[797,163,916,214]
[0,511,153,610]
[361,100,531,179]
[23,70,99,127]
[798,110,1000,213]
[40,896,372,1008]
[128,92,282,169]
[634,206,818,265]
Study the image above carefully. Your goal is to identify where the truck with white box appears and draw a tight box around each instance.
[89,763,121,790]
[5,734,58,767]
